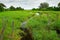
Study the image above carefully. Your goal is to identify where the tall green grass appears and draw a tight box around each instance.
[0,11,60,40]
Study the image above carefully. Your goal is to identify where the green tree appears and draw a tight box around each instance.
[9,6,16,11]
[0,3,6,12]
[53,7,60,11]
[58,2,60,11]
[32,8,36,10]
[46,7,54,11]
[39,2,49,8]
[16,7,24,10]
[58,2,60,7]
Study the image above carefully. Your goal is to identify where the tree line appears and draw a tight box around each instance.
[32,2,60,11]
[0,3,24,12]
[0,2,60,12]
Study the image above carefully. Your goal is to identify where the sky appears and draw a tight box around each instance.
[0,0,60,9]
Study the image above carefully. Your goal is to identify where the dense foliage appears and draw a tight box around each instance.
[0,3,6,12]
[32,2,60,11]
[26,11,60,40]
[39,2,49,8]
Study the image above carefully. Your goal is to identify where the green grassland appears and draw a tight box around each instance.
[0,11,60,40]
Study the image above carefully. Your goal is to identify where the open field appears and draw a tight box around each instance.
[0,11,60,40]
